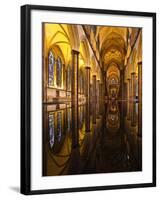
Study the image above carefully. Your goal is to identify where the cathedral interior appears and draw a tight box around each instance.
[42,23,142,176]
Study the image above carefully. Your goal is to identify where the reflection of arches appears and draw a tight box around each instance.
[106,101,120,133]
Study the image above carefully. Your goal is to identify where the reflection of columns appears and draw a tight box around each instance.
[85,102,90,132]
[138,62,142,103]
[127,78,131,100]
[138,61,142,137]
[42,105,48,175]
[72,106,79,147]
[127,101,131,120]
[85,67,90,102]
[92,75,96,100]
[131,102,136,126]
[131,72,136,101]
[92,100,96,124]
[71,50,79,105]
[138,102,142,137]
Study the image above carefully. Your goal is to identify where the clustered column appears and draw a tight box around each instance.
[85,67,90,103]
[92,75,97,100]
[71,50,79,105]
[85,66,91,132]
[92,75,97,124]
[71,49,79,147]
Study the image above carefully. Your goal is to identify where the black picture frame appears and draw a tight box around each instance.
[21,4,156,195]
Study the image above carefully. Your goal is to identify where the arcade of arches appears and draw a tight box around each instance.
[43,23,142,176]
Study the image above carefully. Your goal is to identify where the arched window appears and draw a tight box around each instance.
[67,65,71,90]
[56,57,62,87]
[48,51,55,86]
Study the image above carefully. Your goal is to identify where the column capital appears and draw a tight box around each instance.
[131,72,136,75]
[71,49,79,55]
[85,66,91,70]
[93,75,96,78]
[138,61,142,65]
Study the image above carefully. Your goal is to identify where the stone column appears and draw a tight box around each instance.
[138,61,142,137]
[92,75,96,101]
[71,50,79,105]
[131,72,136,101]
[42,23,47,103]
[43,57,48,103]
[85,67,90,103]
[71,50,79,146]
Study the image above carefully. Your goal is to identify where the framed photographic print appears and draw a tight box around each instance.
[21,4,156,195]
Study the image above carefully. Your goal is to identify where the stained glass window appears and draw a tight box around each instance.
[57,112,62,142]
[49,114,55,148]
[48,51,54,86]
[56,57,62,87]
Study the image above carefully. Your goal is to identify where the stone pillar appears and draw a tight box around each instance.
[71,50,79,105]
[138,61,142,137]
[85,67,90,103]
[71,50,79,146]
[131,72,136,101]
[92,75,96,100]
[43,57,48,103]
[42,23,47,103]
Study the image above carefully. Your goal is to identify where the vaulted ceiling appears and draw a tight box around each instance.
[98,26,128,71]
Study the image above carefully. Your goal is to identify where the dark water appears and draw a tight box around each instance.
[42,100,142,176]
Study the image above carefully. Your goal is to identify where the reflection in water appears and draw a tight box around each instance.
[43,101,142,176]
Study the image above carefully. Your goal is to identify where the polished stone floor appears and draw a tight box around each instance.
[42,100,142,176]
